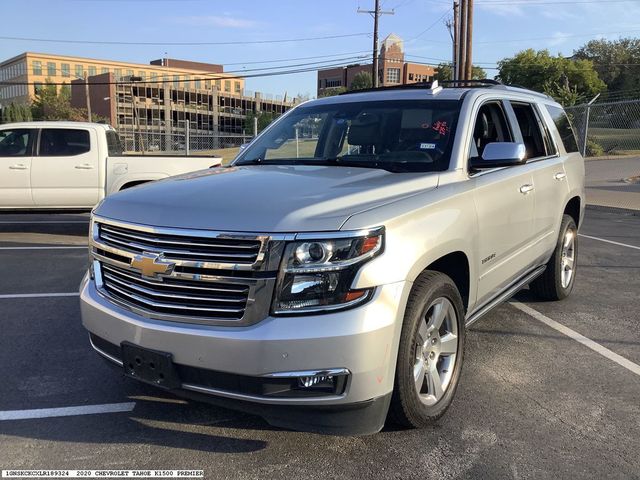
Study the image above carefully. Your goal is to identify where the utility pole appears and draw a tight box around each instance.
[84,73,92,122]
[447,2,459,81]
[459,0,468,81]
[465,0,474,81]
[358,0,394,88]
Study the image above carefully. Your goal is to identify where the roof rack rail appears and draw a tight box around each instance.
[437,79,502,86]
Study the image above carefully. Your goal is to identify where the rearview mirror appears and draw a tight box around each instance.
[470,142,526,169]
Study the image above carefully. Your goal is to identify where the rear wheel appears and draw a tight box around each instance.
[390,271,465,428]
[530,214,578,300]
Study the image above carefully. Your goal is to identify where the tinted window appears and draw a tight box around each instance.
[470,102,512,159]
[546,105,579,153]
[106,130,123,156]
[511,103,548,159]
[0,129,33,157]
[39,129,90,156]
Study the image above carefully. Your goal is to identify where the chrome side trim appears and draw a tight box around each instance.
[465,265,546,327]
[263,368,351,378]
[89,334,123,367]
[181,383,346,405]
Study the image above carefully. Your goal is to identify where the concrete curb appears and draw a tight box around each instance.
[586,204,640,216]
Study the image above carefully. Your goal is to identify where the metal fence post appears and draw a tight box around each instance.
[185,121,190,156]
[582,94,601,157]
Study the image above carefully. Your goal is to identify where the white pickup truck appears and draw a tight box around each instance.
[0,121,221,209]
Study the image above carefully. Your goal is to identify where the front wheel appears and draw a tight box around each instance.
[390,271,465,428]
[530,214,578,301]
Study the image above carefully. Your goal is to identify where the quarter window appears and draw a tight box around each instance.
[0,129,33,157]
[106,131,123,156]
[546,105,579,153]
[39,129,90,156]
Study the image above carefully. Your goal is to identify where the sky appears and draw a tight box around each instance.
[1,0,639,98]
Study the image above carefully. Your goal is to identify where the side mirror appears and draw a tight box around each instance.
[470,142,526,169]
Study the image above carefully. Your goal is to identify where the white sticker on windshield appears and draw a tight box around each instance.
[420,143,436,150]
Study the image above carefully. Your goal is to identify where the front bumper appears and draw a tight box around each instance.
[80,275,409,434]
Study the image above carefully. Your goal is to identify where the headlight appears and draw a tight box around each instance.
[272,228,384,314]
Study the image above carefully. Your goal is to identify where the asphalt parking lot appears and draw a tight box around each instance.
[0,208,639,479]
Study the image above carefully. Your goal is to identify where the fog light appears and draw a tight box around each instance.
[300,375,334,388]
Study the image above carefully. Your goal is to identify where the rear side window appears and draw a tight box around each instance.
[39,129,90,156]
[0,129,33,157]
[106,130,123,156]
[545,105,579,153]
[511,103,549,160]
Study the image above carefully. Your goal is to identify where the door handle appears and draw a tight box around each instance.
[9,164,28,170]
[554,172,567,181]
[75,164,94,170]
[519,184,534,194]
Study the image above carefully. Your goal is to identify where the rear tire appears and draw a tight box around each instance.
[390,271,465,428]
[530,214,578,301]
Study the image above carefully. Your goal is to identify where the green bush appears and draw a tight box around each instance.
[585,139,604,156]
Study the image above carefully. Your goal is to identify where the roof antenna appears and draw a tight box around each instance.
[429,80,443,95]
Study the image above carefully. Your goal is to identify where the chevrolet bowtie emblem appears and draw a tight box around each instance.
[130,252,175,278]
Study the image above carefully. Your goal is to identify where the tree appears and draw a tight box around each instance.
[1,102,33,123]
[434,63,487,81]
[318,86,347,98]
[573,38,640,97]
[349,71,373,91]
[496,49,606,105]
[31,79,88,121]
[244,110,278,134]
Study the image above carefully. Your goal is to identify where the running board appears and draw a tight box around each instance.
[465,265,546,328]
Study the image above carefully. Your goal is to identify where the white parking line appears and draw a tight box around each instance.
[511,301,640,377]
[0,246,87,250]
[0,292,79,299]
[579,234,640,251]
[0,402,136,421]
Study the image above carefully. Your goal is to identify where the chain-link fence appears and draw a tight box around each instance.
[566,99,640,157]
[119,132,253,164]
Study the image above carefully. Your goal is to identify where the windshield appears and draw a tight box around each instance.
[234,99,461,172]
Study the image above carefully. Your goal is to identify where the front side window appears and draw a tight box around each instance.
[236,99,461,173]
[39,129,90,156]
[469,101,512,160]
[546,105,579,153]
[0,129,33,157]
[511,102,549,160]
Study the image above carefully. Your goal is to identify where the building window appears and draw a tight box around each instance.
[75,64,84,78]
[101,67,109,75]
[126,69,134,78]
[61,63,70,77]
[224,80,231,92]
[88,66,97,77]
[408,73,414,81]
[184,75,191,88]
[325,79,343,88]
[34,82,44,95]
[205,79,211,89]
[234,81,241,93]
[173,75,179,88]
[215,79,221,89]
[138,71,146,81]
[47,62,56,76]
[32,61,42,76]
[386,68,400,84]
[195,79,201,89]
[150,72,158,83]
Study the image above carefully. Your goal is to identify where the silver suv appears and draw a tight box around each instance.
[81,81,584,435]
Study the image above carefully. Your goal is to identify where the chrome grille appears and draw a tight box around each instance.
[100,263,248,320]
[89,216,287,326]
[98,223,262,264]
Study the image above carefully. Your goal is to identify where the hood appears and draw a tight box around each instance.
[95,165,439,232]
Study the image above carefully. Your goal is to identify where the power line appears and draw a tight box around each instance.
[476,0,640,4]
[0,32,371,47]
[476,29,640,44]
[222,50,371,67]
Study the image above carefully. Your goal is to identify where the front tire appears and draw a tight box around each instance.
[530,214,578,301]
[390,271,465,428]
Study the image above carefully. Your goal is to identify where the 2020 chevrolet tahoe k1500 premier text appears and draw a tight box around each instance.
[0,122,220,209]
[80,81,585,435]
